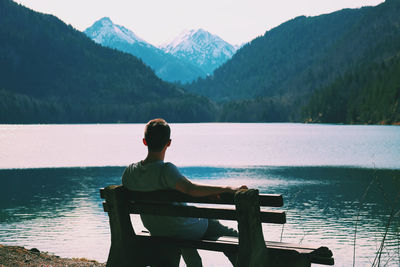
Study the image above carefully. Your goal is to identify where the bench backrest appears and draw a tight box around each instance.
[100,185,286,224]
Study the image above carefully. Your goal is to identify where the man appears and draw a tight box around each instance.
[122,118,247,266]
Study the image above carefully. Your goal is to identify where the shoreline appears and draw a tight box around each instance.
[0,244,105,267]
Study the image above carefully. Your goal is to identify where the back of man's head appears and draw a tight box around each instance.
[144,118,171,152]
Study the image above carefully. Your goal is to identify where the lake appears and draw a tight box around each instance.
[0,123,399,266]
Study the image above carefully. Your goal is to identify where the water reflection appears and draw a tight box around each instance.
[0,167,123,221]
[0,167,126,260]
[0,166,399,266]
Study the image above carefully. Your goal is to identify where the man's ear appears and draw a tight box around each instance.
[143,138,148,146]
[167,139,171,147]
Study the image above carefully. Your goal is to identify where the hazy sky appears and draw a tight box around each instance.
[14,0,384,46]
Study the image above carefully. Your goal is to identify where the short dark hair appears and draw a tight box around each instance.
[144,118,171,152]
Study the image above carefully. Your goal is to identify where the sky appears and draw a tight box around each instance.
[14,0,384,46]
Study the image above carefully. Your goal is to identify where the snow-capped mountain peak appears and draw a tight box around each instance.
[84,19,238,80]
[84,18,206,83]
[161,29,237,74]
[84,17,148,46]
[162,29,206,51]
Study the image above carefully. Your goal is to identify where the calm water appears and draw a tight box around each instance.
[0,123,400,266]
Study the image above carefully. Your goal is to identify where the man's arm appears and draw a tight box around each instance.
[175,178,247,197]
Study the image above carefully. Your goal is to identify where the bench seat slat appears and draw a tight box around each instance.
[128,202,286,224]
[125,190,284,207]
[219,236,331,254]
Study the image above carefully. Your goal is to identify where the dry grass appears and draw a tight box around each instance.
[353,169,400,267]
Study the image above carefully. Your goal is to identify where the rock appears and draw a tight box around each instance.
[29,248,40,255]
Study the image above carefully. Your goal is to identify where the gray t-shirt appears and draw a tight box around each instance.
[122,160,208,239]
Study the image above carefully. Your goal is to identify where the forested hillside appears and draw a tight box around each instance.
[188,8,366,100]
[302,52,400,124]
[0,0,215,123]
[301,0,400,124]
[187,0,400,124]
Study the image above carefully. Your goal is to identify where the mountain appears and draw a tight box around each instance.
[186,9,369,101]
[84,17,147,47]
[84,17,205,83]
[0,0,215,123]
[3,0,398,125]
[161,29,237,75]
[186,0,400,124]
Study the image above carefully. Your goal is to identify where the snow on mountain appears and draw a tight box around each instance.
[84,18,205,83]
[161,29,237,75]
[84,17,150,47]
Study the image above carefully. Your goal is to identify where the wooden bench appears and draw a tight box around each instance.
[100,185,334,267]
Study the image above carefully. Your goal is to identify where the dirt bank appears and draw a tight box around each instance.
[0,244,105,267]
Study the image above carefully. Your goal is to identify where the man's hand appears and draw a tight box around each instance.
[223,185,248,193]
[208,185,248,200]
[234,185,248,191]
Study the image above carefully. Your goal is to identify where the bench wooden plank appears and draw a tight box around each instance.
[140,231,314,252]
[128,202,286,224]
[124,189,284,207]
[219,236,317,250]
